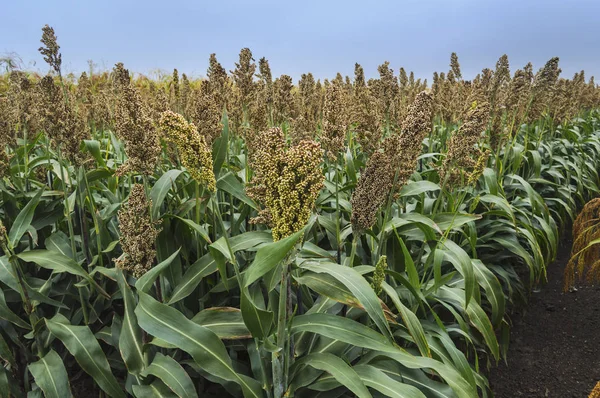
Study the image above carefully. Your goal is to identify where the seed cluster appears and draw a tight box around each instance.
[247,127,324,241]
[351,91,433,232]
[441,102,491,187]
[371,255,388,295]
[112,63,161,176]
[159,110,216,192]
[115,184,160,278]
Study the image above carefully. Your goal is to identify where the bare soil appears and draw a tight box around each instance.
[489,239,600,398]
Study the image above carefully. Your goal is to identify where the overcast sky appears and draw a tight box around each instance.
[2,0,599,82]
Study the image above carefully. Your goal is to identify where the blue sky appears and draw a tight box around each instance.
[2,0,600,82]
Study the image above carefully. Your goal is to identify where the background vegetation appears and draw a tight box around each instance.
[0,25,599,397]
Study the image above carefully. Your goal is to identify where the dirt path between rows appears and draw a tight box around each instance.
[488,239,600,397]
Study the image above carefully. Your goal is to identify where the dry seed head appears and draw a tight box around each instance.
[351,91,433,232]
[273,74,294,123]
[565,198,600,290]
[181,73,190,112]
[258,57,273,84]
[376,61,399,118]
[231,48,256,107]
[590,382,600,398]
[112,63,161,176]
[351,85,381,155]
[38,75,90,165]
[39,25,62,75]
[321,81,347,160]
[450,52,462,80]
[441,102,491,187]
[350,148,396,232]
[354,63,366,89]
[293,73,318,140]
[158,110,216,191]
[188,82,222,146]
[115,184,160,278]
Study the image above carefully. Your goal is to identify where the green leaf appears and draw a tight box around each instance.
[300,261,392,340]
[8,188,44,248]
[381,282,430,358]
[116,270,145,376]
[133,380,178,398]
[217,172,256,209]
[83,139,105,166]
[439,240,475,307]
[354,364,426,398]
[46,315,125,398]
[472,259,505,327]
[136,249,181,293]
[0,288,30,330]
[0,367,9,398]
[168,231,272,304]
[28,350,73,398]
[244,228,303,287]
[17,250,109,299]
[291,353,371,398]
[192,307,251,340]
[0,256,68,309]
[398,181,440,197]
[0,333,15,367]
[290,314,476,398]
[150,170,184,220]
[135,292,263,398]
[437,287,499,361]
[170,216,212,244]
[141,353,196,398]
[212,110,229,174]
[240,286,273,339]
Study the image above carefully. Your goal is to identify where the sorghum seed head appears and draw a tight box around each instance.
[115,184,160,278]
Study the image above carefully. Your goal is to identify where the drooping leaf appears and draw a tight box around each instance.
[46,315,125,398]
[141,353,197,398]
[28,350,73,398]
[135,292,263,398]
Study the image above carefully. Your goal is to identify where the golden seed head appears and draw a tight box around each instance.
[158,110,216,191]
[247,128,324,241]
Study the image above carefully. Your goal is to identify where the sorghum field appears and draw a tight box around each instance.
[1,25,599,398]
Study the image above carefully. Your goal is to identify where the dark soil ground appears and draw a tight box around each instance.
[488,239,600,398]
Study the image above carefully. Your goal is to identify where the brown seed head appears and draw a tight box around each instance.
[115,184,160,278]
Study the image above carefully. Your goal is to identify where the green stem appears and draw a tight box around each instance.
[57,148,89,325]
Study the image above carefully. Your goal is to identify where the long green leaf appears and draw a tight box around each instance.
[8,188,44,248]
[300,261,392,340]
[150,170,184,220]
[136,249,181,293]
[17,250,109,298]
[142,353,197,398]
[116,270,145,376]
[28,350,73,398]
[135,292,262,398]
[244,228,303,287]
[46,315,125,398]
[291,353,371,398]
